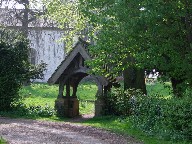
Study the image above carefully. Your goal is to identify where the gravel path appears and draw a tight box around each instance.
[0,117,142,144]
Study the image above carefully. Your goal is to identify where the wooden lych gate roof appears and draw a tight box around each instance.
[47,38,108,86]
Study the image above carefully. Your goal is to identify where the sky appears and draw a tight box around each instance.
[1,0,43,9]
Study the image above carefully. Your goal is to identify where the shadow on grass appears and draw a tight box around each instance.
[0,111,69,122]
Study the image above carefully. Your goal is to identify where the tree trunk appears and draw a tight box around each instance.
[123,67,147,95]
[171,78,185,97]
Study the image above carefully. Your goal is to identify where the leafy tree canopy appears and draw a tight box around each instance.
[46,0,192,93]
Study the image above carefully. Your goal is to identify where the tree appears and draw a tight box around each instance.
[0,28,46,110]
[125,0,192,97]
[0,0,48,84]
[79,0,192,96]
[45,0,88,49]
[0,0,48,61]
[0,0,46,33]
[46,0,147,93]
[46,0,192,97]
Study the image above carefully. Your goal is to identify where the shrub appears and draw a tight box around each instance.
[10,101,56,117]
[163,96,192,140]
[0,29,29,110]
[0,29,46,111]
[105,86,192,141]
[131,95,165,133]
[131,93,192,141]
[105,87,144,115]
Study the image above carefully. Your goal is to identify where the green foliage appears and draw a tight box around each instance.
[131,95,165,133]
[0,82,97,118]
[0,29,29,110]
[105,87,144,116]
[79,101,94,115]
[79,0,192,84]
[146,82,173,98]
[81,116,185,144]
[45,0,88,51]
[77,81,97,101]
[131,93,192,141]
[0,29,46,111]
[0,137,6,144]
[104,81,172,116]
[164,95,192,140]
[10,101,56,118]
[46,0,192,94]
[102,82,191,141]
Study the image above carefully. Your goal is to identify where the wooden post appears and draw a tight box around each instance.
[58,80,64,98]
[72,84,78,97]
[66,80,70,97]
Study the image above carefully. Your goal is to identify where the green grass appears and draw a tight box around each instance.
[146,81,173,98]
[17,81,172,117]
[0,137,6,144]
[79,101,94,114]
[20,81,97,106]
[19,81,97,116]
[0,81,97,120]
[19,83,58,108]
[1,81,189,144]
[80,116,190,144]
[77,81,98,100]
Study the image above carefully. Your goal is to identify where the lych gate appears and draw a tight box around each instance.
[48,38,116,117]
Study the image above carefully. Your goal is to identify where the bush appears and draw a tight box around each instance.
[105,87,144,115]
[131,93,192,141]
[106,86,192,141]
[0,29,29,110]
[0,29,46,111]
[131,95,165,133]
[10,101,56,117]
[164,96,192,140]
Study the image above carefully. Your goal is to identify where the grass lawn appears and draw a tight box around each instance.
[1,81,189,144]
[0,137,6,144]
[18,80,172,114]
[146,81,173,97]
[19,81,97,115]
[20,83,58,108]
[80,116,190,144]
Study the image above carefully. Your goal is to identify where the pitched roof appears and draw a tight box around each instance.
[47,38,91,84]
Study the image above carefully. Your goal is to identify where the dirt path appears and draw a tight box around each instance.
[0,116,142,144]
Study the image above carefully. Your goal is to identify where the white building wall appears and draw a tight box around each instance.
[28,29,65,82]
[0,8,66,83]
